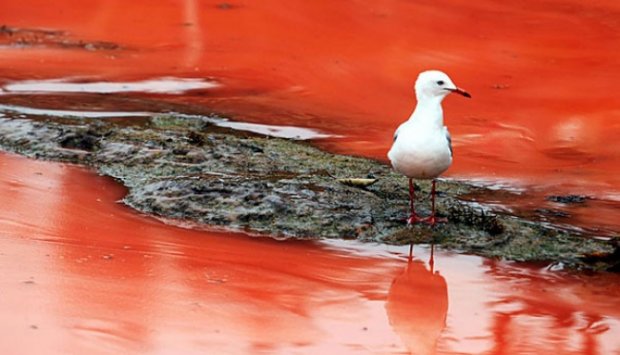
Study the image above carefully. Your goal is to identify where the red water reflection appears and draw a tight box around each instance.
[0,152,619,354]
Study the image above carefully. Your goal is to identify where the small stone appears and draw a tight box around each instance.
[172,148,189,156]
[186,150,206,163]
[546,195,588,204]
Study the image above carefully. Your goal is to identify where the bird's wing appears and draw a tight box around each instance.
[444,128,452,156]
[393,121,409,142]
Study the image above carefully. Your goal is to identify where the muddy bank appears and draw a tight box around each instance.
[0,114,616,271]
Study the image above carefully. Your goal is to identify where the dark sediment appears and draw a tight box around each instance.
[0,113,617,271]
[546,194,589,204]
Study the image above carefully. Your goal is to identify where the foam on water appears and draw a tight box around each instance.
[0,104,151,118]
[2,77,217,94]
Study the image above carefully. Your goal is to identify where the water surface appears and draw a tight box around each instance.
[0,153,618,354]
[0,2,619,353]
[1,0,619,233]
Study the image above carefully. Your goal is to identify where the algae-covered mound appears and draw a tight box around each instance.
[0,114,616,271]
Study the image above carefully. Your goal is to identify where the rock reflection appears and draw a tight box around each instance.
[386,245,448,355]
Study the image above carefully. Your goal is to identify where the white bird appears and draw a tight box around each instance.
[388,70,470,226]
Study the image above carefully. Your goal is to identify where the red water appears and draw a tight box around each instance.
[0,152,618,354]
[1,1,620,353]
[1,0,619,233]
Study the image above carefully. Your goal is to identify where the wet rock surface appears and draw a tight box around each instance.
[547,194,589,204]
[0,114,617,271]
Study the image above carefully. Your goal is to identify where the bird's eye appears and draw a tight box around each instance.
[437,80,445,86]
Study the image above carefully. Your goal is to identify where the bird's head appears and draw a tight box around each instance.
[414,70,471,101]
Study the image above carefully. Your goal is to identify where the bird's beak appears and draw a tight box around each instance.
[447,87,471,98]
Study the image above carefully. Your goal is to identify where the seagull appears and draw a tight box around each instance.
[388,70,470,226]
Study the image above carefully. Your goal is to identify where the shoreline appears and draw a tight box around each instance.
[0,113,617,271]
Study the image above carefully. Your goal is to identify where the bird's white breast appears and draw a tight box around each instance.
[388,121,452,179]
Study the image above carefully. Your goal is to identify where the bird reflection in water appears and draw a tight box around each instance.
[386,244,448,355]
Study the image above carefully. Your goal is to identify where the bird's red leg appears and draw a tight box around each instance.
[429,243,435,273]
[425,179,447,226]
[408,243,413,262]
[407,178,423,225]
